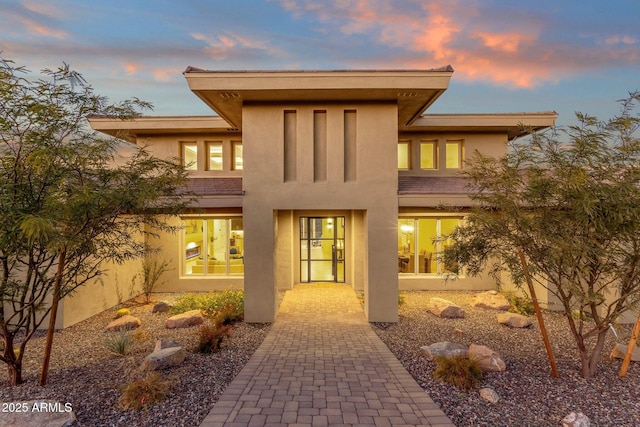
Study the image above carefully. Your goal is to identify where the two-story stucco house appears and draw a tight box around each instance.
[82,67,556,326]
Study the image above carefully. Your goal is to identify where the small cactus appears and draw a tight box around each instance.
[115,308,131,319]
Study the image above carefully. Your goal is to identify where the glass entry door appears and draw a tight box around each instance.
[300,216,345,282]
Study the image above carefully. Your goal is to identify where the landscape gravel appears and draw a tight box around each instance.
[0,294,270,427]
[373,291,640,427]
[2,290,639,427]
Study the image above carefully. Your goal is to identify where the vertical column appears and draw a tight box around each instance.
[344,110,357,182]
[284,111,297,182]
[314,110,327,182]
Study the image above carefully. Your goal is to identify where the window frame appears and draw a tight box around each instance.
[206,141,224,171]
[180,141,198,171]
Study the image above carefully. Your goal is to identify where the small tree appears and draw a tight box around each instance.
[0,57,193,385]
[445,93,640,378]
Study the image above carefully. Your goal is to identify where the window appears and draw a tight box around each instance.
[232,141,243,170]
[420,140,436,169]
[181,142,198,170]
[207,142,223,171]
[398,217,461,275]
[398,141,410,169]
[445,141,462,169]
[183,218,244,276]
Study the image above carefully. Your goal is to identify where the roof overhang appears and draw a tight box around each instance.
[409,112,558,140]
[183,67,454,129]
[88,115,235,143]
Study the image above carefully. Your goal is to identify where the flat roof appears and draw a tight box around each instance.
[183,67,455,129]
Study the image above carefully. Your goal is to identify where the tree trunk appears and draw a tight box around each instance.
[39,249,66,386]
[579,327,608,378]
[3,339,22,386]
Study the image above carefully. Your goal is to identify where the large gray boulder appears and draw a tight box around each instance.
[471,290,511,311]
[428,298,465,318]
[104,315,141,332]
[141,346,186,371]
[165,310,204,329]
[153,338,181,352]
[469,344,506,372]
[421,341,469,360]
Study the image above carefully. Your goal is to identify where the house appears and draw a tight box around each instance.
[82,67,557,325]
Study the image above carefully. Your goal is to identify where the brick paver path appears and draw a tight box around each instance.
[200,284,455,427]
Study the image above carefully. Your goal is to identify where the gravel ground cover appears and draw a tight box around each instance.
[372,291,640,427]
[0,294,270,427]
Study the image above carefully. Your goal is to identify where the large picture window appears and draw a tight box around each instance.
[183,218,244,276]
[398,217,461,275]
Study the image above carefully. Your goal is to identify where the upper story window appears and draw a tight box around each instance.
[181,142,198,170]
[180,139,242,174]
[420,140,436,169]
[398,140,410,169]
[445,140,463,169]
[207,142,223,171]
[232,141,243,170]
[398,139,464,171]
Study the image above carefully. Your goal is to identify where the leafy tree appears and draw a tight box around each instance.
[444,93,640,378]
[0,57,192,385]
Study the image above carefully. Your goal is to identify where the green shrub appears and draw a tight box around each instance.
[137,258,172,304]
[171,290,244,319]
[115,308,130,319]
[433,355,483,390]
[196,322,232,353]
[119,372,172,410]
[105,331,132,356]
[506,293,535,315]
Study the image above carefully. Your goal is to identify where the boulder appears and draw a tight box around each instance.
[469,344,506,372]
[141,346,186,371]
[562,412,590,427]
[428,298,465,318]
[0,400,75,427]
[479,387,500,404]
[154,338,181,352]
[421,342,469,360]
[152,301,171,313]
[610,343,640,362]
[104,315,141,332]
[471,290,511,311]
[165,310,204,329]
[497,312,532,328]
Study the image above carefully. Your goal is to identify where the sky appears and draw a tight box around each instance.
[1,0,639,127]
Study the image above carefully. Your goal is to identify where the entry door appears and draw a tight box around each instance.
[300,217,345,282]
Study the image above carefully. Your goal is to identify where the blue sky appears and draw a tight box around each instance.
[1,0,639,126]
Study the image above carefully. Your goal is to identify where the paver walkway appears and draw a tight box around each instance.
[200,284,455,427]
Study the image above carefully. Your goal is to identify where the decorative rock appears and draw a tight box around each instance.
[428,298,465,318]
[104,315,141,332]
[562,411,591,427]
[420,341,469,360]
[0,400,76,427]
[141,346,186,371]
[152,300,171,313]
[153,338,181,352]
[479,387,500,404]
[610,343,640,362]
[497,312,532,328]
[165,310,204,329]
[471,290,511,311]
[469,344,506,372]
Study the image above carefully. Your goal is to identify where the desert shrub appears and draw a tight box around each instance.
[115,308,130,319]
[105,331,132,356]
[505,293,535,315]
[171,290,244,318]
[118,372,172,410]
[130,329,151,343]
[196,322,232,353]
[433,355,483,390]
[215,302,244,325]
[398,292,406,307]
[137,258,172,304]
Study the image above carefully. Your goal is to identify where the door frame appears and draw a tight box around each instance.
[299,215,345,283]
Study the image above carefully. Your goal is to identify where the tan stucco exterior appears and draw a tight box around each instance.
[79,68,558,326]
